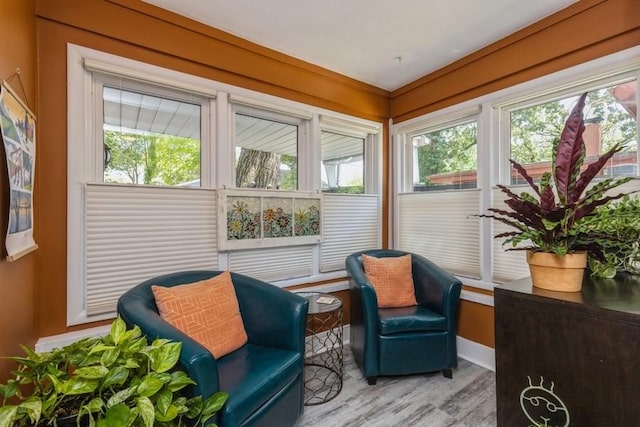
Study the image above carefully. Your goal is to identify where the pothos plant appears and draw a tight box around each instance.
[484,92,640,269]
[0,317,228,427]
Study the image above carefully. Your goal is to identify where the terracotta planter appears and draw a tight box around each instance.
[526,251,587,292]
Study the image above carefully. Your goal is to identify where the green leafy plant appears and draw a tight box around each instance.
[585,196,640,278]
[483,92,639,262]
[0,317,227,427]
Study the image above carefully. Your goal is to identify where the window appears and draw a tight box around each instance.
[508,80,638,184]
[396,114,481,278]
[411,120,478,191]
[321,130,364,194]
[68,45,383,325]
[234,109,299,190]
[394,48,640,288]
[98,78,205,186]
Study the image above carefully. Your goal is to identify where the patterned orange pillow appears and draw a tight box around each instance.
[152,271,248,359]
[361,254,417,308]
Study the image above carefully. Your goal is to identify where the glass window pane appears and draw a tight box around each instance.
[102,86,201,186]
[413,121,478,191]
[510,80,638,184]
[321,130,364,194]
[235,112,298,190]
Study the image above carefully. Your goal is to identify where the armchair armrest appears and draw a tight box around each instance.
[346,252,381,378]
[231,273,309,353]
[412,254,462,327]
[116,292,220,399]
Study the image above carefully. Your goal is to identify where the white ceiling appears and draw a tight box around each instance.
[142,0,576,91]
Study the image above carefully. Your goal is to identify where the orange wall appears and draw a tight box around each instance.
[34,0,389,337]
[0,0,38,380]
[390,0,640,349]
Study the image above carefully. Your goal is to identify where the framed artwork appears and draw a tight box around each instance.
[0,81,37,261]
[218,189,321,250]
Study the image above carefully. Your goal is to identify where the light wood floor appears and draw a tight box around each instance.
[296,347,497,427]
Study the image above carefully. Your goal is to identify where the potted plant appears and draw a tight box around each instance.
[484,92,639,291]
[0,317,228,426]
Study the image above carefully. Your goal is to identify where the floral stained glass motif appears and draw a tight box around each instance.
[263,198,292,238]
[227,196,261,240]
[294,199,321,236]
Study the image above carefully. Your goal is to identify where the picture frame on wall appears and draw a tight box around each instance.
[0,80,37,261]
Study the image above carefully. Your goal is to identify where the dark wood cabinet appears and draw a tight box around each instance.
[495,274,640,427]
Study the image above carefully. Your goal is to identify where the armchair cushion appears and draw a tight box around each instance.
[378,305,448,335]
[151,271,247,359]
[361,253,417,308]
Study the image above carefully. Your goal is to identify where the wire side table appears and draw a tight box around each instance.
[297,292,343,405]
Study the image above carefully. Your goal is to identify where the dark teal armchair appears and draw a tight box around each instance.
[117,270,309,427]
[346,250,462,385]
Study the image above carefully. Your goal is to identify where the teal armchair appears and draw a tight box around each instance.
[117,270,309,427]
[346,250,462,385]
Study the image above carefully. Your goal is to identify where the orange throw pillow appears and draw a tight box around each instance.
[361,254,417,308]
[152,271,248,359]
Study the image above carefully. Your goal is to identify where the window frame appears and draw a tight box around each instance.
[92,73,211,187]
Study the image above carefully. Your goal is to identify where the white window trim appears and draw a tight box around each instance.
[391,45,640,291]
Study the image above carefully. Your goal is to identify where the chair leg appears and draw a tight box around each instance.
[442,369,453,379]
[367,376,378,385]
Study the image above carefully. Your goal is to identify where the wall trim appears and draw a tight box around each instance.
[35,324,111,353]
[457,336,496,372]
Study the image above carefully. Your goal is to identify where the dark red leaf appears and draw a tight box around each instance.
[509,159,540,196]
[554,93,587,204]
[570,143,624,203]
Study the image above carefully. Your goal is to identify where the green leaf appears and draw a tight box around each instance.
[75,366,109,379]
[137,396,155,427]
[89,344,115,355]
[167,371,196,392]
[110,317,127,345]
[151,342,181,373]
[155,388,173,416]
[0,406,19,427]
[102,403,131,427]
[62,377,99,395]
[202,391,228,417]
[84,397,104,414]
[154,404,180,422]
[185,396,203,419]
[0,380,18,399]
[137,375,165,397]
[106,387,136,408]
[103,366,129,388]
[19,397,43,424]
[100,347,121,367]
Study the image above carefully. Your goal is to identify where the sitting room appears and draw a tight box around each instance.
[1,0,639,425]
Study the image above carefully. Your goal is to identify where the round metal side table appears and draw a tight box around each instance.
[297,292,343,405]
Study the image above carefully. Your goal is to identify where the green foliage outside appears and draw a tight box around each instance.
[416,86,637,187]
[415,121,477,185]
[104,131,200,186]
[510,89,637,165]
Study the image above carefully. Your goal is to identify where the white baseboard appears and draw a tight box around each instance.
[457,336,495,372]
[35,324,111,353]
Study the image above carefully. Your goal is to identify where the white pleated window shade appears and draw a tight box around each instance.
[320,194,380,272]
[85,184,217,316]
[491,186,532,284]
[397,190,481,278]
[228,246,313,282]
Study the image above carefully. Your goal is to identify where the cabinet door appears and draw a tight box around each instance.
[495,291,640,427]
